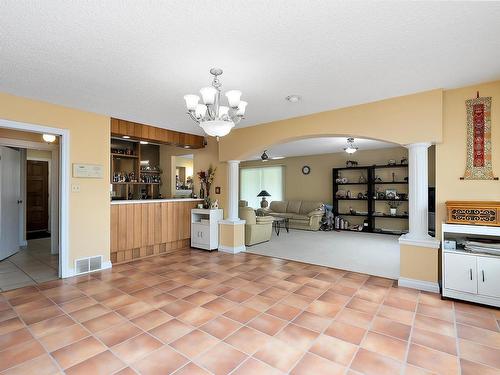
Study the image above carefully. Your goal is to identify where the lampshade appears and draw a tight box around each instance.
[195,104,207,119]
[218,106,229,118]
[199,120,235,137]
[257,190,271,197]
[225,90,241,108]
[183,94,199,111]
[200,86,217,105]
[236,101,247,116]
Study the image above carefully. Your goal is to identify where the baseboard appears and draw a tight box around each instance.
[218,244,246,254]
[398,277,440,293]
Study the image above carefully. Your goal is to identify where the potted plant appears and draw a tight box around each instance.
[197,165,217,208]
[387,201,402,216]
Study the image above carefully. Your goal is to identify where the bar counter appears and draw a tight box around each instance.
[110,198,203,263]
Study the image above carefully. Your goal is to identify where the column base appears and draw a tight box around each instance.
[398,234,440,249]
[218,220,246,254]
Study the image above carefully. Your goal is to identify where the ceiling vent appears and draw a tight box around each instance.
[75,255,103,275]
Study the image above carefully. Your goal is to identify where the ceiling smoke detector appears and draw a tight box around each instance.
[285,95,301,103]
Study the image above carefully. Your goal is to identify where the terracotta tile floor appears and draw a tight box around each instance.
[0,248,499,374]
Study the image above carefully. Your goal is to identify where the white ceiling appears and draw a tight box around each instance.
[1,1,500,135]
[248,137,394,160]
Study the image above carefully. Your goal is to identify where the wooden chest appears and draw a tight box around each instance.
[446,201,500,227]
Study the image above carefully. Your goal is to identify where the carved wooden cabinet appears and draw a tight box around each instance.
[446,201,500,227]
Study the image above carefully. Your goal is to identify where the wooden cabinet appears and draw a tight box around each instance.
[110,200,202,263]
[442,223,500,307]
[111,118,205,149]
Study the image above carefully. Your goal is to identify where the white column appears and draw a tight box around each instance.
[227,160,240,221]
[400,143,438,246]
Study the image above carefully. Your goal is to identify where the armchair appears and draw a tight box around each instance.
[238,206,273,246]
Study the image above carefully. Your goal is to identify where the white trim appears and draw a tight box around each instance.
[442,223,500,236]
[398,277,440,293]
[218,244,246,254]
[399,235,440,249]
[0,118,70,278]
[219,219,246,225]
[442,288,500,308]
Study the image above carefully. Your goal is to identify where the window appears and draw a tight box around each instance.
[240,166,284,208]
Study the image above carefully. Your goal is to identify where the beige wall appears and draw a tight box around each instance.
[436,80,500,237]
[27,149,52,159]
[0,92,110,270]
[241,147,409,205]
[220,89,443,161]
[159,139,227,212]
[400,244,439,282]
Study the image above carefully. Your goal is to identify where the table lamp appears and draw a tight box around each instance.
[257,190,271,208]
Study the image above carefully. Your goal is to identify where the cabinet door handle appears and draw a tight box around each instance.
[469,268,473,280]
[482,270,485,282]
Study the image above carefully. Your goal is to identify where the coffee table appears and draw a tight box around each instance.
[271,216,289,236]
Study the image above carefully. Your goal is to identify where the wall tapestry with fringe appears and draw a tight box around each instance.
[462,95,498,180]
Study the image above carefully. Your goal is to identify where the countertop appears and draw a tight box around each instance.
[111,198,203,205]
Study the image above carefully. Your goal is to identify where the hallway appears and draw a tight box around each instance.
[0,238,58,291]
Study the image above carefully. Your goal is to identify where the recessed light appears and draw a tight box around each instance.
[271,156,285,160]
[122,135,130,139]
[42,134,56,143]
[140,141,149,145]
[285,95,301,103]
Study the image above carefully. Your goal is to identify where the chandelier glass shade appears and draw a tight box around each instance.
[183,68,247,138]
[343,137,358,154]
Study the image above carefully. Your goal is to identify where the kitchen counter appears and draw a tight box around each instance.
[111,198,202,205]
[110,199,201,263]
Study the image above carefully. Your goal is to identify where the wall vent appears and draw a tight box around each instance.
[74,255,103,275]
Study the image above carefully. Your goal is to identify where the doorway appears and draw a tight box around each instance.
[0,128,63,291]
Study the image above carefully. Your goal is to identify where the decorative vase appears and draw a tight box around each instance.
[206,182,211,198]
[199,186,205,199]
[390,208,397,216]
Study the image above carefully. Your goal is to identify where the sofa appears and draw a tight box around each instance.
[239,201,273,246]
[262,200,324,231]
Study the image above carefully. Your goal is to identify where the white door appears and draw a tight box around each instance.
[444,252,477,294]
[477,257,500,298]
[0,146,21,260]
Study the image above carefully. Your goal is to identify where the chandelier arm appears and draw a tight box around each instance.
[206,105,216,121]
[187,111,200,124]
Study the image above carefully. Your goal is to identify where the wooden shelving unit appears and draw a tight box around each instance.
[111,140,161,200]
[332,164,409,235]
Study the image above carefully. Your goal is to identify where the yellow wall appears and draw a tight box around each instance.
[400,244,439,282]
[220,89,443,161]
[0,92,110,269]
[436,80,500,237]
[27,149,52,159]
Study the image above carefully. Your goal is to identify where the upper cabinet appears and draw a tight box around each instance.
[110,118,205,149]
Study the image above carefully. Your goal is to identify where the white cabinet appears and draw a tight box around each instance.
[444,253,477,294]
[477,257,500,298]
[442,223,500,307]
[191,209,223,251]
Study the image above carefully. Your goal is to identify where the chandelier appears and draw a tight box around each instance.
[343,137,358,154]
[183,68,247,138]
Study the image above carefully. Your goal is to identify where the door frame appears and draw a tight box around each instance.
[0,119,70,278]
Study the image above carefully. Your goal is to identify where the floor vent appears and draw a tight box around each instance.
[75,255,103,275]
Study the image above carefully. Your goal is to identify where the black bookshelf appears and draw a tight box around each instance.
[332,164,409,235]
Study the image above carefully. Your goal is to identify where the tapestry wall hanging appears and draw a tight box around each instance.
[462,95,498,180]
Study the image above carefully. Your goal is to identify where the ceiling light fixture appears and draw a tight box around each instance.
[140,141,149,145]
[271,156,285,160]
[42,134,56,143]
[343,137,358,154]
[285,95,301,103]
[261,150,269,162]
[184,68,247,139]
[122,135,130,139]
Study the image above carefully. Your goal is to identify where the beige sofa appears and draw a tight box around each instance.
[263,200,324,231]
[239,201,273,246]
